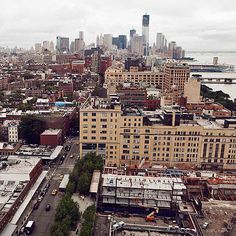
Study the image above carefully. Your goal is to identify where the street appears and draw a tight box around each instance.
[16,137,79,236]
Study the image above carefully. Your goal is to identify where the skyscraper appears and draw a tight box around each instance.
[156,33,166,51]
[103,34,113,50]
[75,38,85,52]
[56,36,69,53]
[130,29,136,39]
[35,43,42,53]
[79,31,84,41]
[142,14,150,56]
[130,35,143,55]
[42,41,50,51]
[118,35,127,49]
[49,41,54,52]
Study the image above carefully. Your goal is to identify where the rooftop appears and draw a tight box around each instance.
[102,174,185,191]
[41,129,62,136]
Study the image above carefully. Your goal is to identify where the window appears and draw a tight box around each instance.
[83,118,88,122]
[100,119,107,122]
[92,113,96,116]
[92,119,96,122]
[83,113,88,116]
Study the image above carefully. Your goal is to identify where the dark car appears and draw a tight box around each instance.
[33,202,40,210]
[45,204,51,211]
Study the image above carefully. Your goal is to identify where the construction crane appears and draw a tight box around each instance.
[145,207,159,222]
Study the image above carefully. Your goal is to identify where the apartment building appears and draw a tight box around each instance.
[104,62,190,94]
[104,66,164,93]
[79,98,236,171]
[164,63,190,92]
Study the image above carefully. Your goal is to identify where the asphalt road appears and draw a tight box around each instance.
[16,137,79,236]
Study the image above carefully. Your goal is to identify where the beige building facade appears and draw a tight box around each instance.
[104,62,190,94]
[79,105,236,170]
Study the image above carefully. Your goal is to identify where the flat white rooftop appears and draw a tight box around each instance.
[41,129,62,136]
[102,174,185,191]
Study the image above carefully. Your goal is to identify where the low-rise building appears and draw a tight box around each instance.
[40,129,63,146]
[101,173,186,212]
[0,156,42,233]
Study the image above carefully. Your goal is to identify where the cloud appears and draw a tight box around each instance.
[0,0,236,50]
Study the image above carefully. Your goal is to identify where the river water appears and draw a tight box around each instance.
[186,52,236,100]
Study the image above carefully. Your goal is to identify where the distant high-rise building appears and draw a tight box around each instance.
[130,34,143,55]
[130,29,136,39]
[42,41,50,51]
[142,14,150,56]
[35,43,42,53]
[118,35,127,49]
[168,41,176,51]
[96,34,104,47]
[56,36,69,53]
[75,38,85,52]
[70,41,75,53]
[156,33,166,51]
[103,34,113,50]
[49,41,54,52]
[79,31,84,41]
[112,37,119,48]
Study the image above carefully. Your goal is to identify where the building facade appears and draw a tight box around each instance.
[79,103,236,171]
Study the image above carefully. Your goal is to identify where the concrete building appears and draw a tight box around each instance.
[105,66,165,93]
[34,43,42,53]
[130,34,143,55]
[0,156,42,233]
[184,77,201,103]
[103,34,113,50]
[56,36,69,53]
[49,41,54,52]
[79,98,236,171]
[164,63,190,93]
[3,120,19,143]
[156,33,166,51]
[79,31,84,41]
[75,38,85,52]
[15,145,63,162]
[40,129,63,146]
[101,174,186,211]
[42,41,50,51]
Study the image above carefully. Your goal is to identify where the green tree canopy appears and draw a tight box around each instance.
[19,115,46,144]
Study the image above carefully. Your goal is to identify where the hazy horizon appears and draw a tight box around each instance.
[1,0,236,51]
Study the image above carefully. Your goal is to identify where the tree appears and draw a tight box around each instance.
[83,205,96,222]
[52,195,80,235]
[80,205,96,236]
[19,115,46,144]
[77,172,91,195]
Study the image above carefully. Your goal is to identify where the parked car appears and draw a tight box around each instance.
[33,202,40,210]
[51,189,58,196]
[202,222,209,230]
[45,204,51,211]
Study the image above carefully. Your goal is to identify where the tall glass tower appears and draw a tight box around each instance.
[142,14,150,56]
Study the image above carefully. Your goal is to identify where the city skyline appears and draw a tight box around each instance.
[0,0,236,51]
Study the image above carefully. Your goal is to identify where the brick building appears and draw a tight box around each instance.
[40,129,63,146]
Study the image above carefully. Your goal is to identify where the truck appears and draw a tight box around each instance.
[25,220,35,234]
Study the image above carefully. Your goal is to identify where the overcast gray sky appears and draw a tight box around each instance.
[0,0,236,51]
